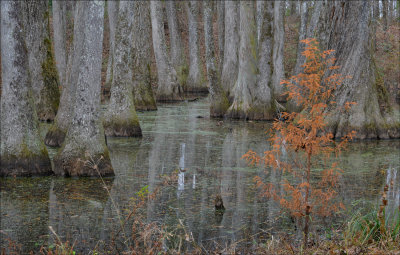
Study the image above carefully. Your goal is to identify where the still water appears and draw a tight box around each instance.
[1,98,399,253]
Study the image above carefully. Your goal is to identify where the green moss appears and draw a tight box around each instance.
[363,122,377,133]
[41,37,60,111]
[176,64,189,89]
[247,102,276,120]
[374,67,390,109]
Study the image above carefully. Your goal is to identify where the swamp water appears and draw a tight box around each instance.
[1,98,399,253]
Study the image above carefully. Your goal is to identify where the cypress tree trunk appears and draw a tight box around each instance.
[203,0,229,118]
[272,0,286,102]
[52,1,74,89]
[132,1,157,111]
[166,1,188,88]
[105,1,118,91]
[293,0,309,76]
[186,1,207,94]
[252,1,276,120]
[217,1,225,77]
[221,1,239,100]
[226,1,257,119]
[0,1,52,176]
[150,1,184,102]
[45,5,83,147]
[52,0,67,88]
[54,1,113,176]
[293,0,323,79]
[373,0,380,20]
[383,0,389,31]
[324,1,400,139]
[22,1,60,122]
[103,1,142,137]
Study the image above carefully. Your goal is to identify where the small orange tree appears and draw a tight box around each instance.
[243,38,356,246]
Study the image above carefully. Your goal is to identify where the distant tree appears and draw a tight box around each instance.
[52,0,75,89]
[22,0,60,121]
[45,4,83,147]
[203,0,229,118]
[217,1,225,77]
[150,1,183,102]
[383,0,389,30]
[245,39,355,246]
[105,0,118,91]
[186,1,207,94]
[54,1,113,177]
[272,0,286,102]
[221,1,239,100]
[1,1,52,176]
[293,0,309,76]
[166,1,188,89]
[226,1,276,120]
[132,1,157,111]
[103,1,142,137]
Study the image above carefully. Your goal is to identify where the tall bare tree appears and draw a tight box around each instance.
[221,1,239,100]
[54,1,114,176]
[227,1,275,120]
[203,0,229,117]
[217,1,225,77]
[105,1,118,90]
[186,1,207,93]
[150,1,183,102]
[166,1,188,88]
[103,1,142,137]
[272,0,286,101]
[132,1,157,111]
[45,5,83,147]
[52,1,75,89]
[1,1,52,176]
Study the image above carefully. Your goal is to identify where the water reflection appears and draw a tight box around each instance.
[1,99,399,253]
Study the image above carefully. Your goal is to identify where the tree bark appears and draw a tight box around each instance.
[290,0,297,16]
[132,1,157,111]
[252,1,276,120]
[150,1,184,102]
[105,1,118,91]
[324,1,400,139]
[226,1,275,120]
[53,1,113,176]
[373,0,380,20]
[166,1,188,88]
[52,1,74,89]
[382,0,389,31]
[221,1,239,100]
[45,5,83,147]
[22,1,60,122]
[52,0,67,88]
[293,0,309,76]
[203,0,229,118]
[0,1,52,176]
[103,1,142,137]
[272,0,286,101]
[217,1,225,77]
[186,1,207,94]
